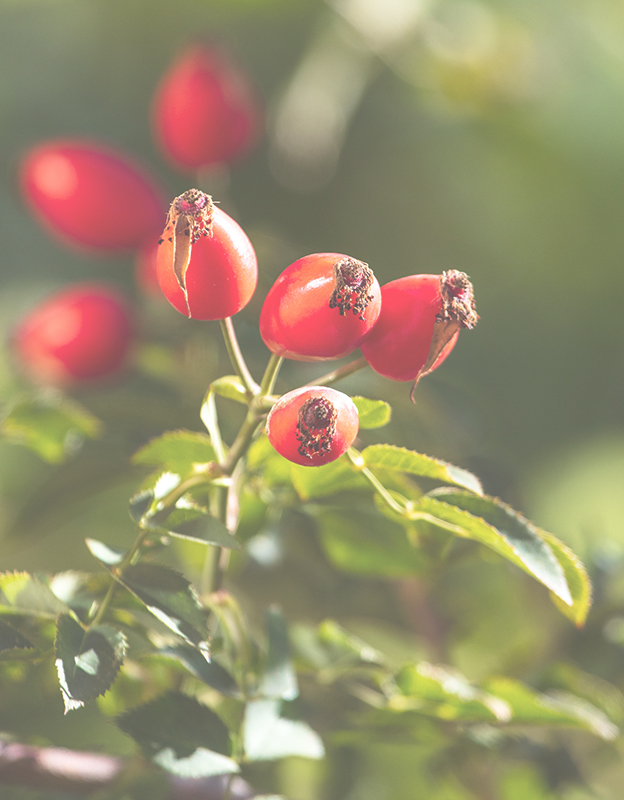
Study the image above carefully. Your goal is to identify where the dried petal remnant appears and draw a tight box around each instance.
[329,258,376,321]
[437,270,478,330]
[158,189,216,316]
[296,397,337,459]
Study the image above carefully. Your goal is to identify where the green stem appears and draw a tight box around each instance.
[346,448,408,516]
[259,353,283,396]
[308,355,368,387]
[220,317,258,395]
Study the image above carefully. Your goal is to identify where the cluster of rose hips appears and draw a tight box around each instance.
[11,43,477,468]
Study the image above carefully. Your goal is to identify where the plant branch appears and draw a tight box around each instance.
[220,317,258,395]
[308,356,368,387]
[0,741,254,799]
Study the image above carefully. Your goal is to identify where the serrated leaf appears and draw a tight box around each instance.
[541,531,591,626]
[395,662,511,722]
[113,564,209,657]
[85,538,126,566]
[481,676,619,740]
[258,606,298,700]
[152,507,240,549]
[55,614,126,713]
[1,392,101,463]
[291,458,369,501]
[363,445,483,495]
[133,430,216,478]
[316,508,425,576]
[116,691,238,777]
[210,375,249,404]
[420,491,573,607]
[156,645,239,695]
[0,572,70,618]
[244,699,325,761]
[351,397,391,429]
[0,618,33,651]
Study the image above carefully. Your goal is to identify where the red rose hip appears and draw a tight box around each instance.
[360,271,478,390]
[157,189,258,320]
[152,43,261,171]
[12,283,135,386]
[20,139,165,252]
[266,386,359,467]
[260,253,381,361]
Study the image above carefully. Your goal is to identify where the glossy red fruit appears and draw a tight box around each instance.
[152,43,260,171]
[266,386,359,467]
[157,189,258,320]
[20,140,166,252]
[12,284,134,386]
[259,253,382,361]
[360,271,478,388]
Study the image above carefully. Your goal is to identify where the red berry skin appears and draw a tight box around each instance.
[12,284,134,386]
[360,275,459,382]
[20,140,166,252]
[259,253,382,361]
[266,386,359,467]
[157,205,258,320]
[152,44,260,171]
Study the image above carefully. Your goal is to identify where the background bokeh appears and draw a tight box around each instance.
[2,0,624,797]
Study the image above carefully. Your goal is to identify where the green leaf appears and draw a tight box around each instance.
[152,507,240,549]
[133,430,216,478]
[210,375,249,404]
[243,699,325,761]
[362,445,483,495]
[85,538,126,566]
[316,508,425,576]
[394,662,512,722]
[129,489,155,523]
[258,606,298,700]
[291,458,369,501]
[0,618,33,652]
[291,619,384,674]
[1,391,101,464]
[116,691,238,777]
[351,396,391,429]
[415,491,573,607]
[156,645,239,695]
[113,564,210,658]
[481,676,618,740]
[540,531,592,626]
[0,572,70,618]
[247,434,295,486]
[54,614,127,713]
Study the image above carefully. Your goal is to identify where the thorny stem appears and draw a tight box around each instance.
[309,355,368,387]
[219,317,259,395]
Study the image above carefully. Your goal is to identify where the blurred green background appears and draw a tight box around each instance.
[2,0,624,797]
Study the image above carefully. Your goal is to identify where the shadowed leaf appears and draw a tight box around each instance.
[55,613,126,713]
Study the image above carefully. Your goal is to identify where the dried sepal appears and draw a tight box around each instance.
[329,258,376,321]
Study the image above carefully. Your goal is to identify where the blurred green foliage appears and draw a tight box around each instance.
[2,0,624,798]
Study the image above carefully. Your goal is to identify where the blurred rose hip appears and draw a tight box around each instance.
[152,43,261,171]
[135,240,161,297]
[12,284,135,386]
[20,139,166,252]
[360,271,478,390]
